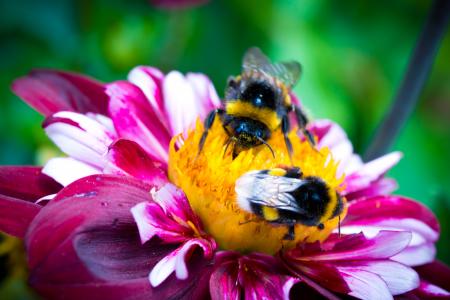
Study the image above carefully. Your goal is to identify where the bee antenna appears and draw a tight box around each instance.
[256,137,275,158]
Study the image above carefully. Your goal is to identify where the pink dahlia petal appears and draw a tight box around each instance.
[127,66,166,123]
[105,139,168,186]
[43,111,116,169]
[163,71,220,136]
[336,260,419,296]
[410,281,450,299]
[131,183,216,287]
[343,152,402,195]
[12,69,108,116]
[302,231,411,261]
[149,238,214,287]
[340,269,393,300]
[43,157,100,186]
[0,166,61,201]
[344,178,398,200]
[107,81,171,164]
[284,232,420,299]
[0,194,41,238]
[26,175,211,299]
[414,261,450,295]
[131,184,204,244]
[309,119,363,176]
[210,252,295,300]
[185,73,221,117]
[342,196,439,266]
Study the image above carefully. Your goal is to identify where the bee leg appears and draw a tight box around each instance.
[281,115,293,164]
[198,108,225,156]
[283,224,295,240]
[292,105,316,148]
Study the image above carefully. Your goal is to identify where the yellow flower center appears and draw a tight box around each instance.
[168,120,347,254]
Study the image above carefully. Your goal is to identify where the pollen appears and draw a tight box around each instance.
[168,120,347,255]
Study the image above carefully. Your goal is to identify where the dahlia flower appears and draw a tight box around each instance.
[0,66,449,299]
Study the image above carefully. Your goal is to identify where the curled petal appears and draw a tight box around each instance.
[149,238,215,287]
[107,81,171,163]
[131,202,187,244]
[12,69,108,116]
[105,139,168,186]
[43,111,115,169]
[131,183,206,244]
[43,157,100,186]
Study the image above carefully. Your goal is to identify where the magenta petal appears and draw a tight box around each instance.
[343,196,439,266]
[209,260,240,300]
[43,111,116,169]
[336,260,419,296]
[127,66,166,122]
[344,152,402,195]
[0,166,61,201]
[303,231,411,261]
[340,269,393,300]
[414,261,450,294]
[409,281,450,299]
[131,183,206,244]
[345,178,398,201]
[0,194,41,238]
[163,71,220,136]
[345,196,439,234]
[26,175,152,281]
[107,81,171,163]
[26,175,211,299]
[105,139,168,186]
[12,69,108,116]
[211,252,294,300]
[149,238,214,287]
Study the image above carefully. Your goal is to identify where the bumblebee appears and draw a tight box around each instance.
[198,47,315,159]
[235,166,343,240]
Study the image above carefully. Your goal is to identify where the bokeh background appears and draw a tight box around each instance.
[0,0,449,298]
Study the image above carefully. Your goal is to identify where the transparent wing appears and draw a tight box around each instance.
[242,47,302,88]
[248,173,304,212]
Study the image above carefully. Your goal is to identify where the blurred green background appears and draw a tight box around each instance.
[0,0,449,298]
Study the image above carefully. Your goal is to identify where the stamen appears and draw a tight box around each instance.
[168,119,347,254]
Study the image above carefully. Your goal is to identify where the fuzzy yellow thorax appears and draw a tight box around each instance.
[168,119,346,254]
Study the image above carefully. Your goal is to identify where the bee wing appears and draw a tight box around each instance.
[241,172,305,212]
[243,47,302,88]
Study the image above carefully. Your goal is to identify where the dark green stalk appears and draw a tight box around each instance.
[364,0,450,161]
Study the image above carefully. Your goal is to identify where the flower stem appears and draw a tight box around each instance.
[364,0,450,161]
